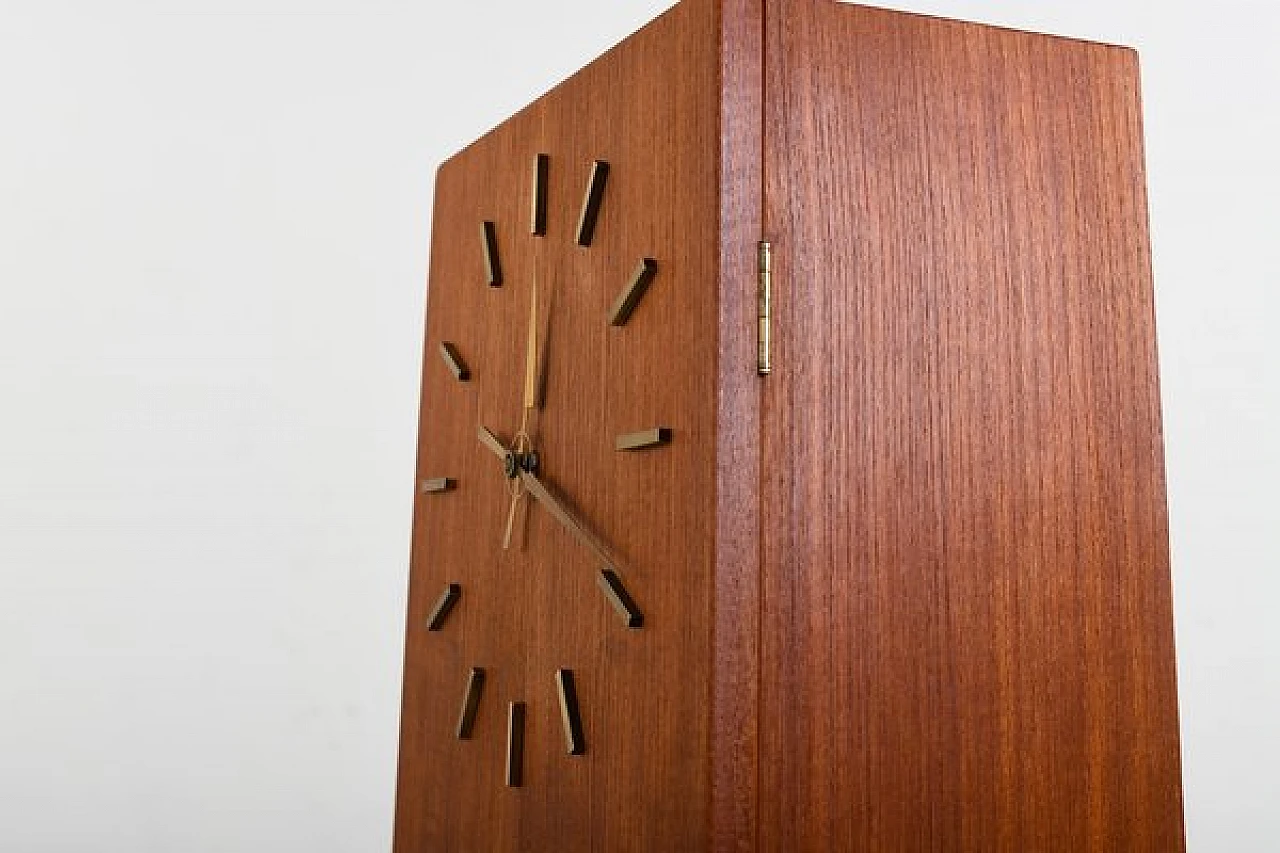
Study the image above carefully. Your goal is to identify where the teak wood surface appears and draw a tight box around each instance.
[395,2,724,851]
[760,3,1183,851]
[395,1,1185,851]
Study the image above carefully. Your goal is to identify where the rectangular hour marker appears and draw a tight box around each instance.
[598,569,643,629]
[439,342,470,382]
[426,583,461,631]
[555,669,585,756]
[456,667,486,739]
[531,154,549,236]
[616,427,672,452]
[609,259,658,326]
[506,701,526,787]
[482,220,502,286]
[575,160,610,247]
[420,478,456,494]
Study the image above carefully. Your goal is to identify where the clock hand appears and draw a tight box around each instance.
[522,271,539,420]
[503,483,523,551]
[477,425,510,462]
[479,424,532,550]
[517,469,616,571]
[499,270,543,551]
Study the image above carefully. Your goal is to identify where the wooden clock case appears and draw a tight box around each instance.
[394,1,1185,851]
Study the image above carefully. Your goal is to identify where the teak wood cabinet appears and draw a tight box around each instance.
[394,1,1185,851]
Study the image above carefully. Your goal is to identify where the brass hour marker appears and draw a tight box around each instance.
[531,154,549,236]
[598,569,643,628]
[426,583,461,631]
[420,478,456,494]
[482,220,502,286]
[609,259,658,326]
[616,427,672,452]
[439,342,470,382]
[555,669,585,755]
[506,701,526,787]
[456,667,486,739]
[575,160,610,247]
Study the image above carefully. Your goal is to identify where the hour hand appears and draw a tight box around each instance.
[478,425,510,462]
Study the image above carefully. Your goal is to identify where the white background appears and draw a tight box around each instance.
[0,1,1275,850]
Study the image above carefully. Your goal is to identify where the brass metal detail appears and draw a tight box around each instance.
[555,669,585,756]
[531,154,549,236]
[439,342,470,382]
[506,701,526,787]
[426,583,461,632]
[478,425,509,461]
[519,470,616,572]
[616,427,672,452]
[420,478,456,494]
[576,160,610,247]
[456,668,485,740]
[598,569,643,629]
[482,221,502,286]
[610,259,658,327]
[758,241,773,375]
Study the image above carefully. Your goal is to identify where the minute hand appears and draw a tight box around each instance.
[517,470,616,570]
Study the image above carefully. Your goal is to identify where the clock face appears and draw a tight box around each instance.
[427,152,663,779]
[395,75,721,847]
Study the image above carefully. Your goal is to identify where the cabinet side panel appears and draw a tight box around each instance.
[760,4,1184,851]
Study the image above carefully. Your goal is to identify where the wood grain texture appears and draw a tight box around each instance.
[760,3,1183,851]
[394,1,725,850]
[713,0,764,850]
[397,2,1183,850]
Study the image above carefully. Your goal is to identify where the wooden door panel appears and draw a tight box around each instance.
[760,4,1184,850]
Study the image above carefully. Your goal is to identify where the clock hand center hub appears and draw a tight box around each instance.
[504,433,540,480]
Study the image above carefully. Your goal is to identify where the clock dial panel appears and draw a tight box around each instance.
[394,4,722,850]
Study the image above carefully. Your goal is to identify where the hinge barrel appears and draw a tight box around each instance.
[757,241,773,376]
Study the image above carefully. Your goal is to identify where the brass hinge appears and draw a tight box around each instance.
[757,241,773,376]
